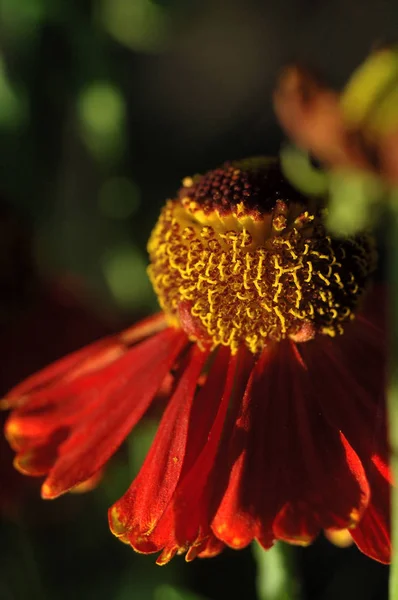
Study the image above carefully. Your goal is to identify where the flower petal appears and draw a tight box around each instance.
[272,433,369,545]
[1,313,166,410]
[153,347,254,558]
[271,342,370,544]
[297,307,387,470]
[211,349,275,549]
[40,327,187,498]
[109,345,209,549]
[349,464,391,563]
[212,340,371,550]
[13,430,68,476]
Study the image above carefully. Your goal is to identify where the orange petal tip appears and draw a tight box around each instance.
[185,543,204,562]
[13,453,34,475]
[70,471,103,495]
[41,482,60,500]
[156,547,178,566]
[0,397,11,410]
[282,534,313,547]
[1,395,27,410]
[108,506,127,537]
[5,419,20,438]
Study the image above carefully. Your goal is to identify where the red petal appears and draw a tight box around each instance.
[272,342,370,544]
[5,328,172,451]
[124,347,253,562]
[70,469,104,494]
[150,347,250,558]
[297,310,388,471]
[349,465,391,563]
[2,313,166,409]
[2,339,124,410]
[272,433,369,544]
[185,534,225,562]
[172,347,254,550]
[109,345,208,548]
[212,340,371,550]
[119,313,167,344]
[13,430,68,476]
[196,535,225,559]
[41,327,187,498]
[294,299,391,560]
[211,349,274,549]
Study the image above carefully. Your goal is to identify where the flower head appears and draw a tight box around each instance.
[149,157,374,352]
[2,157,390,565]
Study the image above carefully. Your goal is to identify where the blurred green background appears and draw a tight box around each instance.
[1,0,397,598]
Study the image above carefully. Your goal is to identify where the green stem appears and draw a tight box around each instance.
[253,542,300,600]
[388,191,398,600]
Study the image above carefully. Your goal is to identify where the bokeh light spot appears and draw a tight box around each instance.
[327,171,383,236]
[0,55,27,129]
[99,0,171,53]
[102,243,153,310]
[77,82,126,161]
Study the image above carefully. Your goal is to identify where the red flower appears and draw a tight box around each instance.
[2,158,390,564]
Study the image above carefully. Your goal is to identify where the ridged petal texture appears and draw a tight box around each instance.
[2,291,391,564]
[5,315,188,498]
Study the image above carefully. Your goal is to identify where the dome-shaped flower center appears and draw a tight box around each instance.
[148,157,375,354]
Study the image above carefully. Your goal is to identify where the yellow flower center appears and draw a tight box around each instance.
[148,157,375,354]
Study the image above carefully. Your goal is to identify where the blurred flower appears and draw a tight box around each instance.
[2,159,390,564]
[274,46,398,186]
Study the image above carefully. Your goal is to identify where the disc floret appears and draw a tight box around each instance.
[148,158,375,354]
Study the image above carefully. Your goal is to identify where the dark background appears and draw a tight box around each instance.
[0,1,395,598]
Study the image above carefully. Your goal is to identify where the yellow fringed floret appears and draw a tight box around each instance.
[147,197,375,354]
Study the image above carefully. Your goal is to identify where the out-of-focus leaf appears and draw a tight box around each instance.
[327,170,383,236]
[387,189,398,600]
[253,542,299,600]
[280,146,328,197]
[340,46,398,127]
[369,86,398,136]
